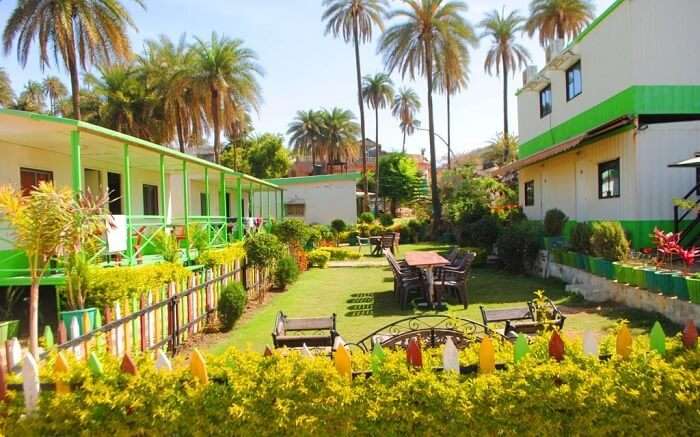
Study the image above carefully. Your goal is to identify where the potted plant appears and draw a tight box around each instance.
[543,209,568,250]
[0,286,22,342]
[651,228,681,296]
[569,222,592,271]
[590,222,630,283]
[674,246,698,301]
[689,273,700,304]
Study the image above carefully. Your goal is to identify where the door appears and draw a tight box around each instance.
[107,172,122,215]
[84,168,102,195]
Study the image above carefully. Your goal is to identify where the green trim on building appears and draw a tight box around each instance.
[267,172,361,185]
[520,85,700,158]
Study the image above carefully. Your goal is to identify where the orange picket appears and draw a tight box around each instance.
[121,354,138,375]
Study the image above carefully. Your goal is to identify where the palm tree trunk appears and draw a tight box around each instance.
[374,107,380,216]
[175,108,185,153]
[425,41,442,234]
[67,50,81,120]
[502,55,509,162]
[353,18,369,212]
[447,92,451,170]
[212,88,221,163]
[402,130,406,153]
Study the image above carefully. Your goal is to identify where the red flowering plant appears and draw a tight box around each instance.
[678,246,700,276]
[651,228,681,269]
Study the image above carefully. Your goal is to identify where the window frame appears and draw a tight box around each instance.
[524,180,535,207]
[20,167,54,196]
[566,61,583,101]
[598,158,621,199]
[142,184,159,216]
[539,85,552,118]
[285,203,305,217]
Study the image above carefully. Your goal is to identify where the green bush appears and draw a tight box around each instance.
[197,243,246,268]
[4,335,698,435]
[590,221,630,261]
[543,208,568,237]
[459,215,501,248]
[307,224,334,248]
[217,281,247,331]
[274,255,300,289]
[308,249,331,268]
[456,247,488,267]
[406,219,429,242]
[244,233,285,268]
[496,221,542,273]
[358,211,375,224]
[151,230,180,263]
[378,213,394,227]
[319,247,362,261]
[271,218,310,247]
[330,219,347,233]
[570,222,593,254]
[187,224,210,255]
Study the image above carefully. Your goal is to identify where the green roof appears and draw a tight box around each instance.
[266,172,361,185]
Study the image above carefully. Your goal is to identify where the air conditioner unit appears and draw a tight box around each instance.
[523,65,538,86]
[545,39,565,62]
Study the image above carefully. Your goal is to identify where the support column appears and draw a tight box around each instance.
[236,177,244,240]
[280,189,285,219]
[266,190,271,223]
[123,144,133,264]
[159,154,166,228]
[219,173,227,243]
[249,183,254,217]
[70,130,83,194]
[204,167,210,244]
[182,161,191,262]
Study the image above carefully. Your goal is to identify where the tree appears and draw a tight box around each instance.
[318,108,360,169]
[379,0,475,233]
[0,67,15,107]
[481,132,519,168]
[378,152,421,214]
[391,87,421,152]
[191,32,263,164]
[526,0,595,47]
[362,73,394,215]
[433,26,477,169]
[287,109,324,167]
[245,134,291,179]
[322,0,388,211]
[3,0,144,120]
[480,8,531,162]
[42,76,67,116]
[15,80,45,112]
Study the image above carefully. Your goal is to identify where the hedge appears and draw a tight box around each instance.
[197,242,246,268]
[319,247,362,261]
[2,334,698,435]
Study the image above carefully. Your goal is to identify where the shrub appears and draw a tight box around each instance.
[197,243,246,268]
[274,255,300,289]
[187,224,210,255]
[406,219,429,243]
[271,219,310,247]
[217,281,247,331]
[330,219,347,234]
[496,221,542,273]
[87,263,192,308]
[378,213,394,227]
[570,222,593,254]
[368,224,385,236]
[590,221,630,261]
[319,247,362,261]
[308,249,331,268]
[456,247,488,267]
[358,211,375,224]
[543,208,568,237]
[244,233,285,268]
[152,230,181,263]
[459,215,501,248]
[307,224,334,248]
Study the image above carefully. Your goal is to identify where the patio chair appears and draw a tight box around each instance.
[385,250,424,309]
[434,253,475,309]
[373,233,395,256]
[356,235,371,253]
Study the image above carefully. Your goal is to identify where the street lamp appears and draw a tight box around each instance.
[415,127,456,168]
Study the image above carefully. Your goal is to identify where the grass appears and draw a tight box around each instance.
[205,243,680,354]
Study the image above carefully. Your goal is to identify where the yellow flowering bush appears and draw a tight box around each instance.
[197,242,246,268]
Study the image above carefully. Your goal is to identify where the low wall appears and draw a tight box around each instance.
[547,261,700,325]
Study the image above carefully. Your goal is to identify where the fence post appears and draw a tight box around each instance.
[241,259,248,290]
[140,294,147,352]
[114,302,123,357]
[167,282,177,354]
[104,306,113,355]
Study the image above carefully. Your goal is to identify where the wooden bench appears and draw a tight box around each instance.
[271,311,337,349]
[480,299,565,339]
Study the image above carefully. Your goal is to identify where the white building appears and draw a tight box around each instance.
[265,173,360,225]
[505,0,700,248]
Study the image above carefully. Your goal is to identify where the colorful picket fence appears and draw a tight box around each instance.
[1,260,268,374]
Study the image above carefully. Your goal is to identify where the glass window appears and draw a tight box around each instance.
[286,203,305,217]
[142,184,159,215]
[566,61,582,101]
[539,85,552,117]
[524,181,535,206]
[598,159,620,199]
[200,193,208,215]
[20,167,53,196]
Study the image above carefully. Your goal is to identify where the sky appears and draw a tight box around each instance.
[0,0,615,160]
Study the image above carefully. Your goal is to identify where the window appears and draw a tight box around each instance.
[524,181,535,206]
[285,203,305,217]
[566,61,582,101]
[20,167,53,196]
[539,85,552,117]
[142,184,159,215]
[598,159,620,199]
[200,193,208,215]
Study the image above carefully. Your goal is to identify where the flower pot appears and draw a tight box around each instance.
[565,251,577,267]
[633,267,647,289]
[0,320,20,342]
[644,268,658,291]
[613,262,624,282]
[599,259,614,279]
[60,308,98,337]
[589,257,600,276]
[618,264,633,285]
[585,255,595,272]
[671,274,690,301]
[654,271,674,296]
[575,253,587,270]
[688,278,700,304]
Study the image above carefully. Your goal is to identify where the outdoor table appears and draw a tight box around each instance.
[404,251,449,308]
[369,236,382,256]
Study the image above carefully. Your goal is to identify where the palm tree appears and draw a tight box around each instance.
[322,0,388,211]
[287,109,324,168]
[379,0,475,229]
[482,132,518,168]
[3,0,145,120]
[391,87,421,152]
[526,0,595,47]
[15,80,45,112]
[480,8,531,161]
[318,108,360,169]
[433,28,477,169]
[362,73,394,214]
[0,67,14,107]
[139,35,208,153]
[42,76,68,115]
[191,32,263,163]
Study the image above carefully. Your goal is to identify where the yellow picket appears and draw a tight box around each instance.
[191,349,209,384]
[54,352,70,394]
[616,325,633,359]
[479,337,496,375]
[334,344,352,379]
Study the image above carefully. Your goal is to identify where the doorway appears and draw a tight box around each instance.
[107,172,122,215]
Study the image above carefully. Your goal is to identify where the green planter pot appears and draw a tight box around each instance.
[60,308,98,337]
[671,274,690,300]
[565,251,577,267]
[575,253,587,270]
[599,259,615,279]
[620,265,634,285]
[688,278,700,304]
[0,320,20,342]
[589,257,601,276]
[613,262,624,282]
[644,269,658,291]
[654,271,674,296]
[633,267,647,289]
[585,255,595,272]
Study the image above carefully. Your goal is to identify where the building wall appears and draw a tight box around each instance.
[271,179,357,225]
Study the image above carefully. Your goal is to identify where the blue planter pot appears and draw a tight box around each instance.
[60,308,98,337]
[644,269,658,291]
[655,272,674,296]
[672,274,690,300]
[575,253,587,270]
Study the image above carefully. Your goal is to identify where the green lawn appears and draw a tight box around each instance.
[205,243,679,354]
